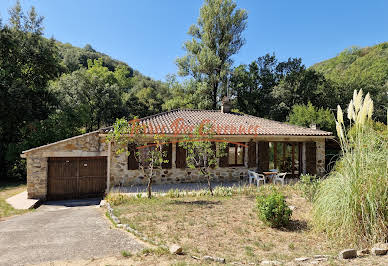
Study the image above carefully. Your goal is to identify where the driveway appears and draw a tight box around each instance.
[0,199,145,266]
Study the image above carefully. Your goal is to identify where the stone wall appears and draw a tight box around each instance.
[24,132,106,199]
[24,132,329,199]
[315,140,326,176]
[109,142,255,187]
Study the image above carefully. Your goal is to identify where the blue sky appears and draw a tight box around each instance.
[1,0,387,81]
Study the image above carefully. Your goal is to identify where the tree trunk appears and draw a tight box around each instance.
[204,168,213,196]
[212,82,218,109]
[147,176,153,199]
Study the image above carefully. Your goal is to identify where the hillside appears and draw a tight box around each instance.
[56,42,137,76]
[311,42,388,121]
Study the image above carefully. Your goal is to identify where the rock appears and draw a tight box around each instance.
[338,249,357,259]
[294,257,309,262]
[357,248,370,256]
[371,247,387,256]
[260,261,281,265]
[99,200,106,207]
[169,244,183,255]
[203,255,226,263]
[289,205,296,211]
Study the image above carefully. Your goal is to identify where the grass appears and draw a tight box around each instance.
[0,181,30,219]
[107,185,339,264]
[313,98,388,247]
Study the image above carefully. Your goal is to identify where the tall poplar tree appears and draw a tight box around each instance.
[176,0,248,109]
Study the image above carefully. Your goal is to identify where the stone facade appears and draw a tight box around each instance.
[23,131,328,199]
[315,140,326,176]
[24,132,107,199]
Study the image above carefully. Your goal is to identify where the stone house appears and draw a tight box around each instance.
[21,106,332,200]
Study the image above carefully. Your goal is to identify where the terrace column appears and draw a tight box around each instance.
[316,140,325,176]
[172,142,176,169]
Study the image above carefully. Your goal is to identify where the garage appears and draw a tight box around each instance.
[47,157,107,200]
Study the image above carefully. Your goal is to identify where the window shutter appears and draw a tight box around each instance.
[162,143,172,169]
[128,143,139,170]
[306,142,316,175]
[248,140,257,168]
[219,144,229,167]
[258,142,269,172]
[175,145,186,168]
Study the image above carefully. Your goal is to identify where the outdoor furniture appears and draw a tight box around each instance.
[274,172,287,185]
[262,171,278,183]
[248,170,266,187]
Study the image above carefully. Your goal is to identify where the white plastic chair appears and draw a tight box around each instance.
[274,172,287,185]
[248,170,266,187]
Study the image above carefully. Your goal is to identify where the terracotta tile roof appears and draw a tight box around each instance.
[103,109,332,136]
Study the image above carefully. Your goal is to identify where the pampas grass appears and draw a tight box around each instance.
[313,90,388,246]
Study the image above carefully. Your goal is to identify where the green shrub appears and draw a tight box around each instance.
[298,174,321,201]
[313,90,388,246]
[121,250,132,257]
[256,190,292,228]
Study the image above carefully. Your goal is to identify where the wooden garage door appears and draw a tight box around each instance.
[47,157,107,200]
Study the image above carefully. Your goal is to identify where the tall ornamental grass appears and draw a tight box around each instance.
[313,90,388,246]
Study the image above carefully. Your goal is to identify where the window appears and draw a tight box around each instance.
[228,143,245,166]
[268,142,301,177]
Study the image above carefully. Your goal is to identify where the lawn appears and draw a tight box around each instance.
[0,181,30,220]
[108,185,340,264]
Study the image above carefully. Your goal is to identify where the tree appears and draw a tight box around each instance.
[162,75,213,110]
[0,2,61,179]
[288,102,336,133]
[107,118,168,198]
[231,54,337,121]
[51,59,126,131]
[179,123,227,195]
[176,0,248,109]
[231,54,280,118]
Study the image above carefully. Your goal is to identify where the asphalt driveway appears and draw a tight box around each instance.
[0,199,145,266]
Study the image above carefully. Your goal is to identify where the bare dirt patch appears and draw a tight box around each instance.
[111,186,339,264]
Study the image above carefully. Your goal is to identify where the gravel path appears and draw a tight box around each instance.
[0,198,145,266]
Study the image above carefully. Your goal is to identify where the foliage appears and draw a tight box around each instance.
[288,102,335,133]
[298,174,321,202]
[256,190,292,228]
[230,54,336,121]
[311,43,388,122]
[176,0,248,109]
[107,118,169,198]
[0,2,61,179]
[162,75,213,110]
[313,90,388,246]
[179,123,227,195]
[51,59,128,131]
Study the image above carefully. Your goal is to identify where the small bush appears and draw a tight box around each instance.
[298,174,320,201]
[121,250,132,257]
[256,190,292,228]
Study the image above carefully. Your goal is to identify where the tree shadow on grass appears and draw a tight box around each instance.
[281,219,310,232]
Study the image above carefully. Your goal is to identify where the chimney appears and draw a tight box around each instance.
[221,96,232,113]
[309,124,319,130]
